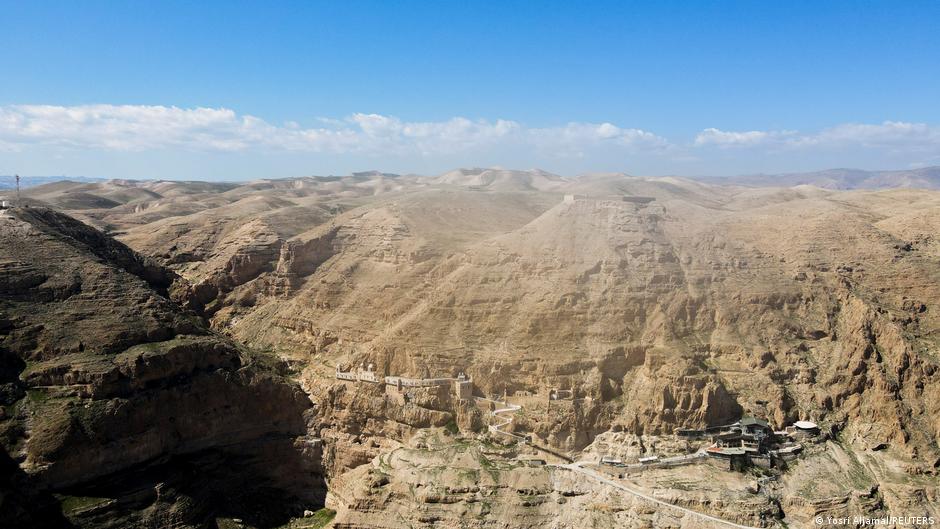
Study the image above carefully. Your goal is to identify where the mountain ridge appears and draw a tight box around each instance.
[0,207,324,528]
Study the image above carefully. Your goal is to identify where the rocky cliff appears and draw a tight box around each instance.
[0,208,325,528]
[14,173,940,526]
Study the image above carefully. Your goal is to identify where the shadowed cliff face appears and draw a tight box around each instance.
[0,449,73,529]
[0,208,325,529]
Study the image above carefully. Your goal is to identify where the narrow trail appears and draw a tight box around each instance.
[474,396,524,440]
[561,462,763,529]
[474,395,763,529]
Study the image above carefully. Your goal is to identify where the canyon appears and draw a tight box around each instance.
[2,168,939,528]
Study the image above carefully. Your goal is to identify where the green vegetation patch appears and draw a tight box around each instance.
[443,418,459,435]
[55,494,111,514]
[477,453,501,482]
[120,334,199,356]
[308,508,338,529]
[272,508,337,529]
[26,388,51,404]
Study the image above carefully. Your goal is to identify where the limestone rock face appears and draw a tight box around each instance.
[310,380,472,477]
[269,226,339,296]
[326,437,781,529]
[0,208,324,528]
[15,172,940,524]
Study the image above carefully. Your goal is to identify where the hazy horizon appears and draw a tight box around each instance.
[0,164,938,185]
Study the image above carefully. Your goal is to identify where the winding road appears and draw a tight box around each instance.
[561,462,763,529]
[476,395,763,529]
[476,397,524,440]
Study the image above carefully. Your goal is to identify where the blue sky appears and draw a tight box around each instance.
[1,0,939,180]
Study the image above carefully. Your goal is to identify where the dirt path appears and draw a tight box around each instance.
[475,396,524,440]
[560,462,764,529]
[476,395,763,529]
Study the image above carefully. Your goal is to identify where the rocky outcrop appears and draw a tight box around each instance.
[4,207,179,297]
[327,437,782,529]
[188,220,284,315]
[612,353,743,435]
[0,208,325,529]
[268,226,339,296]
[310,380,472,477]
[17,174,940,524]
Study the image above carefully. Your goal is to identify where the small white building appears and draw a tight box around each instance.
[548,388,573,401]
[793,420,819,434]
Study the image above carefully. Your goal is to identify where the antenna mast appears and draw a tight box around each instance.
[15,174,20,204]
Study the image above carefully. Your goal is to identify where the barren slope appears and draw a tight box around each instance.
[11,170,940,527]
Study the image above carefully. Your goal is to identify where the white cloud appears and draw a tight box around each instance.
[346,113,521,155]
[1,105,937,171]
[801,121,940,151]
[1,105,300,152]
[695,121,940,152]
[695,128,766,147]
[526,122,671,159]
[530,122,667,147]
[0,104,668,158]
[694,127,795,148]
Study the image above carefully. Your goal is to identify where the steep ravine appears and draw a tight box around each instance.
[0,208,327,529]
[14,177,940,527]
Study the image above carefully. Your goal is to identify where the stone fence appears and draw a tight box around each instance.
[384,376,454,387]
[335,370,471,391]
[603,452,706,474]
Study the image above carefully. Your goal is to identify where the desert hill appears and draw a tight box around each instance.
[0,176,105,190]
[431,167,568,191]
[710,166,940,190]
[4,168,940,527]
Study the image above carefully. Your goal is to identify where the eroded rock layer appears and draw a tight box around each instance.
[0,208,324,528]
[10,170,940,526]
